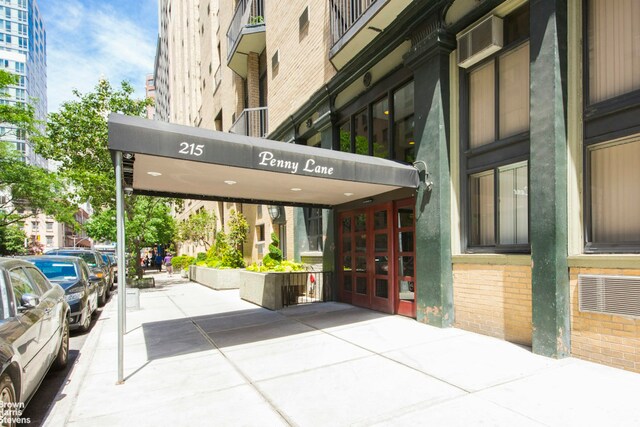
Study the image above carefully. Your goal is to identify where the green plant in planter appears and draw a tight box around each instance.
[248,15,264,25]
[262,232,282,267]
[220,210,248,268]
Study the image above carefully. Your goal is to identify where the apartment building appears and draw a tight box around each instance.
[154,0,640,373]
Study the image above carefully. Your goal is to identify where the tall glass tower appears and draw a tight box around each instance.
[0,0,46,168]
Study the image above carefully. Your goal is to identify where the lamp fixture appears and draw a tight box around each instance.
[147,171,162,177]
[224,180,237,185]
[409,141,415,145]
[290,187,302,191]
[123,152,134,160]
[344,192,354,197]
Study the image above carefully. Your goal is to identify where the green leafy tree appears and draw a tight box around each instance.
[262,232,283,267]
[221,210,248,268]
[0,224,26,255]
[0,70,76,254]
[35,79,175,278]
[177,208,217,249]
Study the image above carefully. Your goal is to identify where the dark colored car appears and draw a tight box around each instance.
[107,254,118,284]
[45,249,111,306]
[100,252,116,288]
[23,256,100,332]
[0,258,69,416]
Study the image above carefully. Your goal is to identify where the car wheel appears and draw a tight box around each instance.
[0,373,17,427]
[53,317,69,370]
[98,289,106,307]
[79,307,91,333]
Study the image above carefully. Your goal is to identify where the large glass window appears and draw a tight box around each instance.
[462,5,530,252]
[371,97,389,159]
[589,137,640,245]
[588,0,640,104]
[305,208,323,252]
[336,78,414,163]
[393,81,415,163]
[584,1,640,252]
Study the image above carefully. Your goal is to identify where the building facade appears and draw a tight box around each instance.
[156,0,640,373]
[0,0,46,167]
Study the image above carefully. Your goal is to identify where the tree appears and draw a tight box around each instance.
[86,199,176,278]
[177,208,217,249]
[262,232,283,267]
[35,79,175,278]
[0,70,76,254]
[0,224,26,255]
[221,210,248,268]
[35,79,152,209]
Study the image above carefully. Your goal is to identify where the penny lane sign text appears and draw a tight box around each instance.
[257,151,335,176]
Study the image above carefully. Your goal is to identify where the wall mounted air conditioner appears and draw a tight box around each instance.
[457,15,503,69]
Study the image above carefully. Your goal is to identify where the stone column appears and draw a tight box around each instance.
[529,0,570,358]
[404,24,455,327]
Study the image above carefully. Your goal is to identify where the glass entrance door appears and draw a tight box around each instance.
[395,199,416,317]
[338,204,393,314]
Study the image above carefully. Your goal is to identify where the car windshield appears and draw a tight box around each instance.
[54,252,97,267]
[31,260,78,281]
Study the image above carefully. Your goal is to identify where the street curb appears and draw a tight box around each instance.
[41,297,113,427]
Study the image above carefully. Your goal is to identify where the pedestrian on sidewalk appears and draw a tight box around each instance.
[155,253,163,272]
[163,252,173,275]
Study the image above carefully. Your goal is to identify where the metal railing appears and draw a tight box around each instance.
[214,65,222,91]
[282,271,334,307]
[227,0,265,61]
[229,107,268,138]
[329,0,377,46]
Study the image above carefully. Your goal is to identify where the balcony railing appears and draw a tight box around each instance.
[214,65,222,92]
[229,107,268,138]
[329,0,377,46]
[281,271,334,307]
[227,0,265,61]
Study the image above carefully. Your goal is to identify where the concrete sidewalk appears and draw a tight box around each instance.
[44,272,640,426]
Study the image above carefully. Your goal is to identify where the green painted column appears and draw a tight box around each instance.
[404,28,455,327]
[529,0,570,358]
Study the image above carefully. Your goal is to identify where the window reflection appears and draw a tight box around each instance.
[394,81,415,163]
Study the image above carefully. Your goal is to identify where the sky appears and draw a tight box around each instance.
[38,0,159,113]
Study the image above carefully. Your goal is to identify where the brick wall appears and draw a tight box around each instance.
[453,264,533,346]
[570,267,640,373]
[266,2,335,132]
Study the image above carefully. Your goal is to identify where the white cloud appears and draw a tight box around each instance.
[44,0,156,113]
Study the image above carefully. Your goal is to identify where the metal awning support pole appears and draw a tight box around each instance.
[115,151,126,384]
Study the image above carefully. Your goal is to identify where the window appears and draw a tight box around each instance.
[10,268,39,309]
[46,236,53,246]
[46,222,53,232]
[26,267,51,294]
[257,224,265,242]
[584,0,640,252]
[305,208,323,252]
[31,221,38,232]
[587,0,640,104]
[462,6,530,252]
[336,76,414,163]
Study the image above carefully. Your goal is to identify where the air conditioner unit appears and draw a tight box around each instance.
[457,15,503,69]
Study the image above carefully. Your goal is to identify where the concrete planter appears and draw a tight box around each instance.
[190,265,244,290]
[239,271,289,311]
[127,277,155,289]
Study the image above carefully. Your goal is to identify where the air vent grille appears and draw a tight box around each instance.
[578,274,640,318]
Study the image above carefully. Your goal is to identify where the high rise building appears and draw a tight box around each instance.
[154,0,640,374]
[145,73,156,119]
[0,0,46,168]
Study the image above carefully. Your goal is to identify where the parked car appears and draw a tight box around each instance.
[0,258,69,416]
[107,254,118,284]
[22,256,100,332]
[100,252,116,288]
[45,249,111,306]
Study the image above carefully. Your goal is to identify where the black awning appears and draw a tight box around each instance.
[108,114,420,207]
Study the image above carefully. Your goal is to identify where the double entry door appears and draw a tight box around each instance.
[338,199,416,317]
